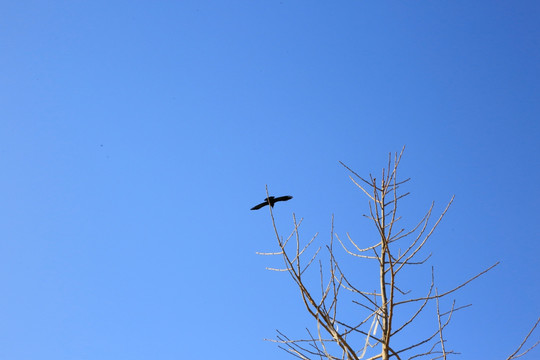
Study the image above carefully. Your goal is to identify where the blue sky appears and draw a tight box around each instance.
[0,1,539,359]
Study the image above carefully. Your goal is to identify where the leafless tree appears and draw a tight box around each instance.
[257,147,539,360]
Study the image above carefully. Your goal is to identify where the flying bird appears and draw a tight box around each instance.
[250,195,293,210]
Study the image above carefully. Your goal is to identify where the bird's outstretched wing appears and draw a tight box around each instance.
[274,195,293,203]
[250,201,268,210]
[250,196,274,210]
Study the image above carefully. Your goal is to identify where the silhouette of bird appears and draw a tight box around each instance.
[250,195,293,210]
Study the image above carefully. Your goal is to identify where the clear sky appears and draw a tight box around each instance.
[1,1,539,359]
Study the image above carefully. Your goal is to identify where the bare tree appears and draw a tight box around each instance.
[257,147,539,360]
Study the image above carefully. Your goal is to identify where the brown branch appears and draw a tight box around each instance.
[505,317,540,360]
[395,262,499,306]
[435,289,448,360]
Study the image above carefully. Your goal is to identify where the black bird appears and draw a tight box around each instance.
[250,195,293,210]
